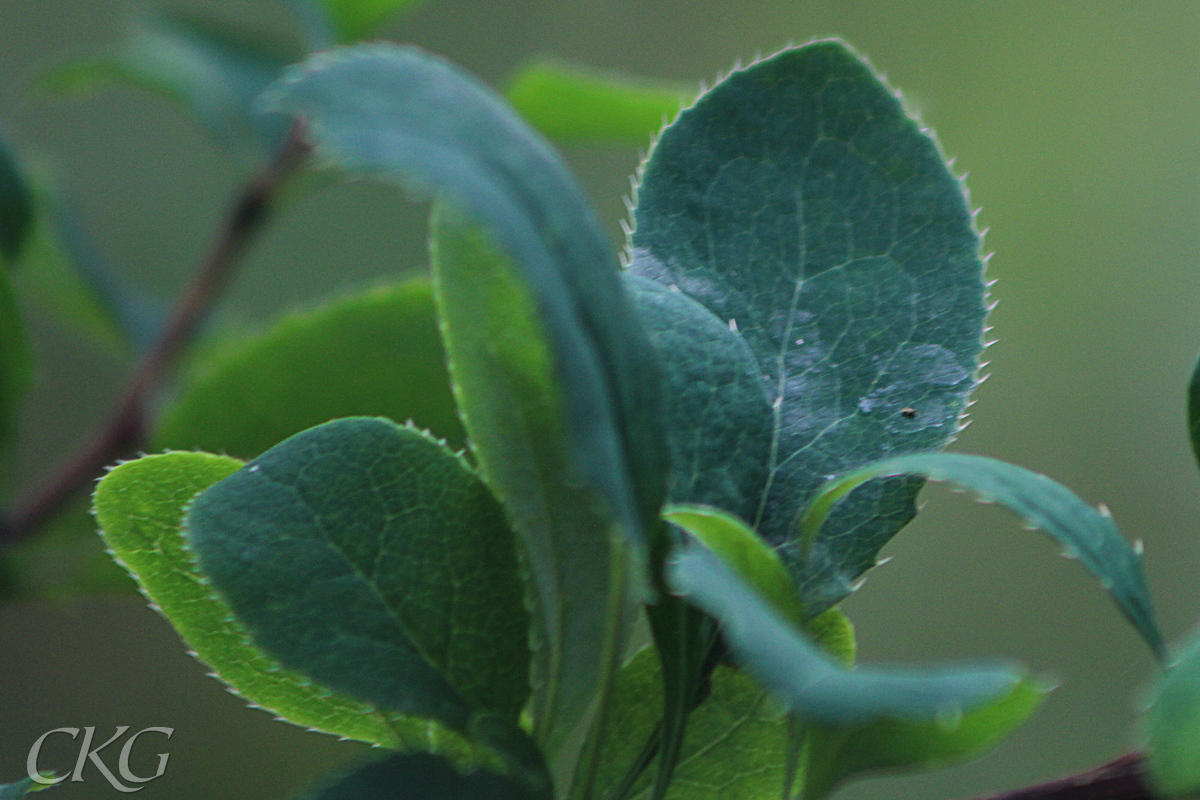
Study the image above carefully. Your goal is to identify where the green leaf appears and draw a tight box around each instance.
[801,678,1047,800]
[1188,350,1200,473]
[0,246,30,464]
[1146,632,1200,796]
[507,59,690,144]
[96,451,465,753]
[43,8,299,163]
[153,279,464,458]
[668,539,1023,726]
[630,40,987,614]
[297,0,425,44]
[800,453,1165,660]
[303,753,543,800]
[581,611,854,800]
[0,137,33,263]
[627,275,772,526]
[266,44,669,766]
[184,418,532,731]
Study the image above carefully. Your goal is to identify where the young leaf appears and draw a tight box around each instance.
[631,40,987,613]
[801,679,1048,800]
[303,752,543,800]
[153,280,464,458]
[1188,350,1200,472]
[185,417,531,733]
[799,453,1165,660]
[507,59,690,144]
[266,44,668,763]
[1146,632,1200,797]
[43,8,298,163]
[95,451,456,753]
[668,540,1023,727]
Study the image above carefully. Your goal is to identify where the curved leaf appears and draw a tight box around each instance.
[801,679,1048,800]
[185,418,531,729]
[507,59,690,144]
[94,451,471,754]
[266,44,669,765]
[799,453,1165,660]
[153,280,464,458]
[668,540,1023,727]
[1146,632,1200,797]
[0,779,40,799]
[43,8,297,163]
[630,40,987,613]
[1188,350,1200,472]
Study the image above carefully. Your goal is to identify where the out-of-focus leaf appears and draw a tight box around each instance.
[153,280,464,458]
[0,778,40,799]
[1187,350,1200,473]
[0,137,33,263]
[668,540,1023,727]
[507,59,690,144]
[630,40,988,615]
[286,0,425,45]
[185,418,540,784]
[95,450,506,767]
[801,678,1048,800]
[800,453,1165,660]
[1147,632,1200,797]
[266,45,669,772]
[43,8,299,163]
[302,752,544,800]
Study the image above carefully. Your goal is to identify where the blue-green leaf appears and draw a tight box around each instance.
[43,8,298,163]
[286,0,426,45]
[185,418,531,732]
[800,453,1165,660]
[507,59,690,144]
[631,40,987,614]
[266,45,668,768]
[0,778,38,799]
[668,539,1023,727]
[153,280,464,458]
[303,753,543,800]
[1146,632,1200,796]
[0,142,31,464]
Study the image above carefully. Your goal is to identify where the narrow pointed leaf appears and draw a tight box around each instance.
[304,753,543,800]
[669,540,1022,726]
[631,40,987,613]
[43,8,298,162]
[507,60,690,144]
[1146,632,1200,796]
[801,679,1047,800]
[153,280,464,458]
[1187,350,1200,472]
[800,453,1165,660]
[266,44,668,761]
[185,418,530,729]
[0,779,35,799]
[95,451,479,755]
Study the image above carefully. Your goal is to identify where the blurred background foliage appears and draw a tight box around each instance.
[1,1,1200,799]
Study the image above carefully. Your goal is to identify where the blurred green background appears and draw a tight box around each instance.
[2,1,1200,798]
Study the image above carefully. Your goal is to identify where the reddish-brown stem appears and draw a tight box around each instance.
[965,753,1160,800]
[0,122,312,547]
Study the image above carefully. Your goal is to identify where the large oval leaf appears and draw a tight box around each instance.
[265,44,669,765]
[94,451,488,757]
[630,40,987,613]
[185,418,531,731]
[153,279,464,458]
[799,453,1165,660]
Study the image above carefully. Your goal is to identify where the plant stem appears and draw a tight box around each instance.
[0,122,312,548]
[965,753,1158,800]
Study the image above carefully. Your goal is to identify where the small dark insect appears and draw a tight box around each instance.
[900,407,918,419]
